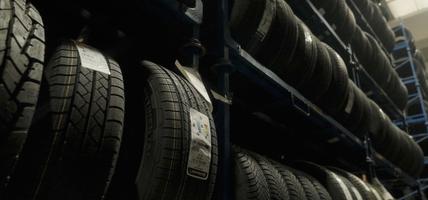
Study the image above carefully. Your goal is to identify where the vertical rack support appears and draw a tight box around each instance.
[400,23,428,140]
[204,0,233,198]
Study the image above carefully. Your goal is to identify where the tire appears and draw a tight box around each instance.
[338,81,369,137]
[299,40,333,102]
[294,162,353,200]
[368,185,383,200]
[305,174,332,200]
[334,2,354,43]
[338,7,357,44]
[317,45,349,116]
[368,100,384,136]
[281,19,318,89]
[32,42,125,200]
[338,174,363,200]
[233,147,270,200]
[0,0,45,190]
[385,71,408,111]
[271,161,306,200]
[292,170,320,200]
[249,153,289,200]
[329,167,376,200]
[259,0,299,71]
[134,61,218,200]
[230,0,275,55]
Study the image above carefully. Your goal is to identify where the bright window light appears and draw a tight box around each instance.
[387,0,428,18]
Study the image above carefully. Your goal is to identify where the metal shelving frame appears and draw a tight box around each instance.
[149,0,424,199]
[392,25,428,146]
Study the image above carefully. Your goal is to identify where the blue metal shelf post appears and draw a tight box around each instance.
[393,24,428,143]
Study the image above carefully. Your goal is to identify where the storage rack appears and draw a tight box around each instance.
[393,24,428,145]
[148,0,426,199]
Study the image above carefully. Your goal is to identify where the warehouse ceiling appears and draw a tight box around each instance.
[386,0,428,18]
[388,0,428,65]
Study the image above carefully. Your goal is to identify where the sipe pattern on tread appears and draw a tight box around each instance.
[35,42,125,200]
[271,161,306,200]
[292,170,320,200]
[249,153,289,200]
[233,147,270,200]
[0,0,45,191]
[135,61,218,200]
[305,174,332,200]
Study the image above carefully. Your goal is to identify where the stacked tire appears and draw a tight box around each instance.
[2,42,126,200]
[107,61,218,200]
[230,0,365,136]
[234,147,330,200]
[369,101,424,177]
[311,0,407,111]
[230,0,422,177]
[0,0,46,195]
[234,147,388,200]
[352,0,396,52]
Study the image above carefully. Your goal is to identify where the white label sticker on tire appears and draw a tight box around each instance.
[187,108,211,180]
[76,43,110,75]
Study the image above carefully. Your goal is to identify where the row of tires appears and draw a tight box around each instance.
[2,40,219,200]
[229,0,423,177]
[394,31,428,105]
[392,32,428,177]
[0,1,219,199]
[351,0,396,52]
[312,0,407,111]
[234,146,391,200]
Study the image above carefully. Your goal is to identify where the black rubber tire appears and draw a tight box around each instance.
[259,0,299,70]
[408,137,424,177]
[249,153,289,200]
[337,7,357,44]
[317,45,349,116]
[338,81,369,137]
[372,118,394,158]
[271,161,306,200]
[334,2,355,43]
[305,173,332,200]
[337,174,363,200]
[329,167,376,200]
[367,184,382,200]
[0,0,45,190]
[280,19,318,89]
[30,42,125,200]
[370,4,395,51]
[299,39,333,102]
[233,147,270,200]
[380,125,402,163]
[294,162,353,200]
[368,100,383,136]
[229,0,275,55]
[393,131,411,170]
[133,61,218,200]
[351,28,369,63]
[292,170,320,200]
[387,71,408,111]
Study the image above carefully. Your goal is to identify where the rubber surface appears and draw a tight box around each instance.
[271,161,306,200]
[249,153,289,200]
[234,147,270,200]
[329,167,376,200]
[34,42,125,200]
[0,0,45,191]
[134,61,218,200]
